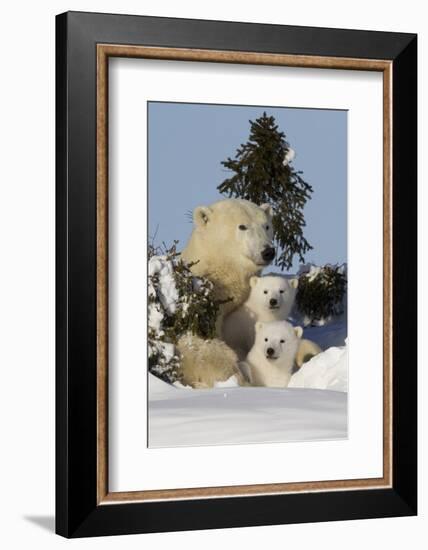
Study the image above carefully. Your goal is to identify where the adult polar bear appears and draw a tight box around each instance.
[178,198,275,388]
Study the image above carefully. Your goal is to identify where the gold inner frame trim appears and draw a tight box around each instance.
[96,44,393,505]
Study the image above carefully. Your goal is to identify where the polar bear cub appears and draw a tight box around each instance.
[244,321,303,388]
[222,274,298,359]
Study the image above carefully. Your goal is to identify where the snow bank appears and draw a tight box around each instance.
[149,372,179,400]
[214,375,240,388]
[149,385,347,448]
[289,342,348,392]
[148,339,348,448]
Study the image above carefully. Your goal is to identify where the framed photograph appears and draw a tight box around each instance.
[56,11,417,538]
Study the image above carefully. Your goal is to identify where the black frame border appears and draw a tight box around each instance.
[56,11,417,538]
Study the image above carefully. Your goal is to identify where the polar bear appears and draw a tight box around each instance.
[295,338,322,369]
[181,199,275,318]
[178,333,245,388]
[244,321,303,388]
[178,198,275,388]
[222,274,298,359]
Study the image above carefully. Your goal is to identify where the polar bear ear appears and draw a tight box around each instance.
[255,321,264,332]
[249,276,259,288]
[194,206,212,228]
[289,278,299,289]
[260,203,274,218]
[294,326,303,339]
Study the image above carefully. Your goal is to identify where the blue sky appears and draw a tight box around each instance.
[148,102,347,274]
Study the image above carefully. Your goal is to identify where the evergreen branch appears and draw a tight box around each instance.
[217,112,313,270]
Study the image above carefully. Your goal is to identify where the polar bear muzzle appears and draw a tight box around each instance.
[266,347,278,360]
[261,246,275,263]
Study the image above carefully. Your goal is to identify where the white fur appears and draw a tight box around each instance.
[178,199,275,388]
[245,321,303,388]
[181,199,274,320]
[222,274,298,358]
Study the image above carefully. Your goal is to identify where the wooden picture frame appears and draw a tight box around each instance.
[56,11,417,537]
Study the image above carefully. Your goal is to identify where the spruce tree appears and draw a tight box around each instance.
[296,264,347,325]
[218,112,313,270]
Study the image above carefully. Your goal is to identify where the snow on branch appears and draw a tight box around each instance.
[148,241,227,383]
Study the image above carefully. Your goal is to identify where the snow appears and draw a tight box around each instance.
[289,342,348,392]
[297,262,347,278]
[214,375,240,388]
[148,256,178,317]
[148,255,182,378]
[148,337,348,448]
[283,148,296,165]
[301,320,347,349]
[302,264,323,283]
[147,261,348,448]
[148,254,179,336]
[148,303,164,334]
[149,371,180,399]
[149,376,347,448]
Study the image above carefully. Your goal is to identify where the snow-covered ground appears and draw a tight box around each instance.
[148,327,348,448]
[148,256,348,448]
[149,374,347,448]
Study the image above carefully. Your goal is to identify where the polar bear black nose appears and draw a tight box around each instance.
[266,347,275,357]
[270,298,277,307]
[262,246,275,263]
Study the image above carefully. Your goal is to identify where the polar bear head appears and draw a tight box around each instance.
[191,199,275,268]
[248,274,298,319]
[254,320,303,362]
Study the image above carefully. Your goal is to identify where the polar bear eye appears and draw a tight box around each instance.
[280,339,285,343]
[238,224,247,230]
[279,290,284,294]
[265,225,269,230]
[264,338,268,342]
[263,290,268,294]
